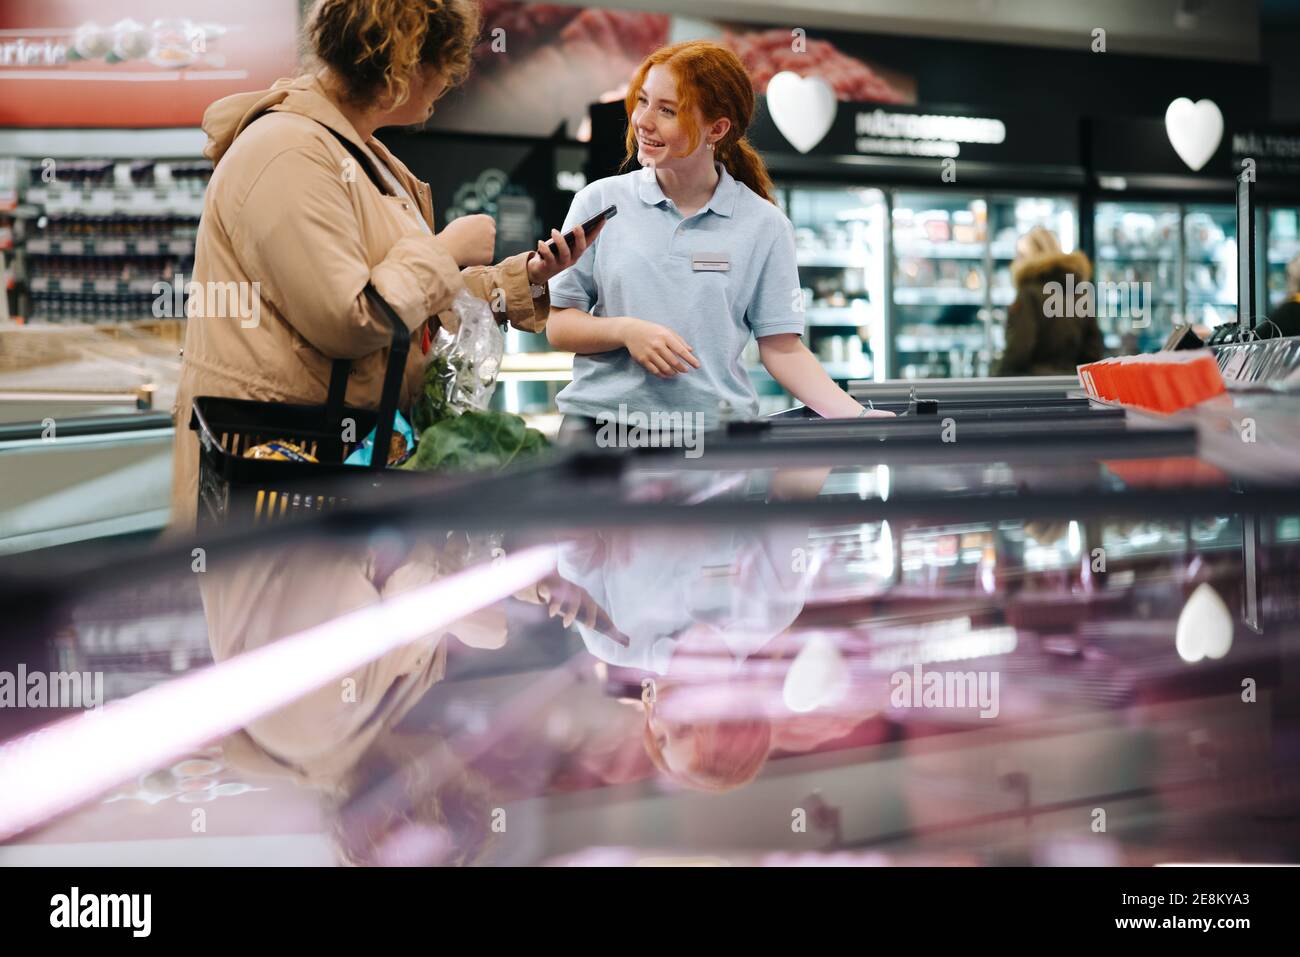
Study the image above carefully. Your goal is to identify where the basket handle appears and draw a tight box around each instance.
[323,283,411,471]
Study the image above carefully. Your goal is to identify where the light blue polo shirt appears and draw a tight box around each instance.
[549,163,804,425]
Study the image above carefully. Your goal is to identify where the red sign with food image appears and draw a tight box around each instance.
[0,0,298,127]
[428,2,916,138]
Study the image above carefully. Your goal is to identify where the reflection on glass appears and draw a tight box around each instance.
[1101,516,1240,560]
[553,467,832,793]
[901,524,1002,586]
[2,474,1296,865]
[1175,582,1234,663]
[1022,520,1074,571]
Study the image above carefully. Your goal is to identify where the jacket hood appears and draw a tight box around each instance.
[1012,249,1093,287]
[201,73,365,167]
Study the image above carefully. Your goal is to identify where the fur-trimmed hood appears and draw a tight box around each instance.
[1012,249,1092,287]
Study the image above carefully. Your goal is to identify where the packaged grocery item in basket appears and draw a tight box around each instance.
[243,439,319,462]
[345,409,416,467]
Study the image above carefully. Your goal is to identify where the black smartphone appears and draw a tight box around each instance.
[543,204,617,257]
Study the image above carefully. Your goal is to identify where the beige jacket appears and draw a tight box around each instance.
[168,74,547,531]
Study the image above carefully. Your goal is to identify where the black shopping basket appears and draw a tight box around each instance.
[190,283,415,527]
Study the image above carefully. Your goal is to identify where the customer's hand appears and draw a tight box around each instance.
[437,213,496,267]
[621,317,701,378]
[526,221,604,286]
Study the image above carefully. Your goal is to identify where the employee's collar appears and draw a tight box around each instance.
[637,162,737,218]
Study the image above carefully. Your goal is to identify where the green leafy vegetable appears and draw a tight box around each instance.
[400,410,549,472]
[411,354,454,435]
[404,331,547,473]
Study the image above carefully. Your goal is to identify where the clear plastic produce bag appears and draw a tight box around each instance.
[404,289,548,472]
[425,289,505,417]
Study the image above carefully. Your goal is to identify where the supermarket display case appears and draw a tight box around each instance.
[3,151,208,326]
[759,185,1081,394]
[891,190,990,380]
[0,134,206,550]
[0,158,18,323]
[1183,203,1239,331]
[780,185,887,391]
[1091,200,1254,353]
[1092,201,1182,354]
[764,187,1267,383]
[3,377,1300,865]
[891,191,1078,380]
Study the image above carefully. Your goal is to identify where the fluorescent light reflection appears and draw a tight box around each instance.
[0,545,556,841]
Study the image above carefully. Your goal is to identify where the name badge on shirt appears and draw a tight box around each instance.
[692,252,730,272]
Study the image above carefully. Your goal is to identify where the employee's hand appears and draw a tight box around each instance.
[437,213,496,267]
[536,576,629,646]
[621,317,701,378]
[527,221,604,286]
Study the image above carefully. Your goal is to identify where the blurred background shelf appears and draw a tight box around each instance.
[29,277,161,295]
[26,238,194,257]
[894,288,986,306]
[804,306,872,327]
[894,240,987,259]
[796,252,872,268]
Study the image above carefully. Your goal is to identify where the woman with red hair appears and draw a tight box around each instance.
[546,41,892,432]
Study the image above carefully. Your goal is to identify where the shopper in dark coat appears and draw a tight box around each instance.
[996,227,1104,376]
[1264,254,1300,338]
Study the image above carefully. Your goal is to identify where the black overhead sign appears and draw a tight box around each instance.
[1089,115,1233,188]
[588,99,1298,196]
[1089,116,1300,195]
[745,100,1081,174]
[1231,126,1300,182]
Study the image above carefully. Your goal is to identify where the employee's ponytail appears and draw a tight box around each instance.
[624,40,778,206]
[715,136,775,205]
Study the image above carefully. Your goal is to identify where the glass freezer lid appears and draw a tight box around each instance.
[2,487,1298,866]
[604,453,1224,501]
[523,426,1227,517]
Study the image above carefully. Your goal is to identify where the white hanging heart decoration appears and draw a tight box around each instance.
[766,72,837,154]
[1164,97,1223,172]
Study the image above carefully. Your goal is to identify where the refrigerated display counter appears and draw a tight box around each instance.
[0,405,174,555]
[771,183,1081,388]
[0,317,183,553]
[890,191,1079,380]
[2,353,1299,866]
[1092,201,1183,354]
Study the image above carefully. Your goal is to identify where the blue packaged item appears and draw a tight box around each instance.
[345,409,416,467]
